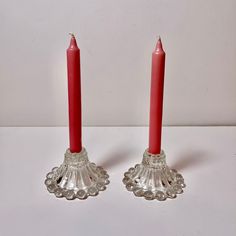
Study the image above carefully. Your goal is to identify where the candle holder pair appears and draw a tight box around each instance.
[45,146,185,201]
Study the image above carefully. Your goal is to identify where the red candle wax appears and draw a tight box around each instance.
[67,34,82,153]
[148,38,166,154]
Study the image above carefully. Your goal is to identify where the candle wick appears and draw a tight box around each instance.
[69,32,75,38]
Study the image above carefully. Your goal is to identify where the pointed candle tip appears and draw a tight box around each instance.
[68,33,78,49]
[155,36,163,51]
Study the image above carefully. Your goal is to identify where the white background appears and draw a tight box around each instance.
[1,2,235,235]
[0,0,236,126]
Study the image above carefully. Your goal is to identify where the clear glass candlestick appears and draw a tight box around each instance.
[45,147,109,200]
[123,149,185,200]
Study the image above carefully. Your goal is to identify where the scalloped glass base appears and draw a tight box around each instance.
[122,149,186,201]
[45,148,109,200]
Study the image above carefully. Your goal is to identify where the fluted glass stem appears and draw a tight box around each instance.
[123,149,185,200]
[45,148,109,200]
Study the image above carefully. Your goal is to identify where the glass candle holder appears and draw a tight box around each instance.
[45,147,109,200]
[123,149,185,200]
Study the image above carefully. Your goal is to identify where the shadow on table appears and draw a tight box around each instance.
[171,150,210,171]
[99,147,136,170]
[99,148,211,171]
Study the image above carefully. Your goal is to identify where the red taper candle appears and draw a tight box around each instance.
[148,38,166,154]
[67,34,82,153]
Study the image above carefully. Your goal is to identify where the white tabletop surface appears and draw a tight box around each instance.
[0,127,235,236]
